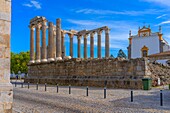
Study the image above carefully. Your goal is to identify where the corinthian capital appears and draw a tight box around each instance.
[29,25,35,30]
[77,35,82,40]
[36,23,41,29]
[68,33,74,38]
[90,32,95,37]
[83,34,88,38]
[97,29,103,35]
[105,28,110,34]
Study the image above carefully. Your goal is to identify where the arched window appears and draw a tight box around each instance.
[141,46,149,57]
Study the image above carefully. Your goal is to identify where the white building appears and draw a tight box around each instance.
[127,26,170,59]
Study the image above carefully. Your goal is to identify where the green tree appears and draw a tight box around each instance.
[117,49,127,59]
[110,54,114,58]
[11,51,30,74]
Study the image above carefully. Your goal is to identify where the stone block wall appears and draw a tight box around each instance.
[0,0,13,113]
[148,62,170,86]
[26,58,150,89]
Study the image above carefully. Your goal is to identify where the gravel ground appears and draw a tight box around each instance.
[12,83,170,113]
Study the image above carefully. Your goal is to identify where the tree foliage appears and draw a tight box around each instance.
[11,51,30,74]
[117,49,127,59]
[110,54,114,58]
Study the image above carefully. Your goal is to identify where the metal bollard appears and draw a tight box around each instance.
[15,82,17,87]
[86,86,88,96]
[131,90,133,102]
[69,85,71,94]
[36,83,38,90]
[28,82,29,89]
[57,84,59,93]
[45,83,47,91]
[104,87,106,99]
[21,83,23,88]
[160,90,163,106]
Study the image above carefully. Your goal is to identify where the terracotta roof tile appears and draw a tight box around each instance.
[148,51,170,57]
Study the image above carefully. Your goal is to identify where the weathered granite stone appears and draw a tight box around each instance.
[26,58,149,89]
[0,0,12,113]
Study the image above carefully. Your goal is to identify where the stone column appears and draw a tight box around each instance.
[84,34,88,59]
[105,28,110,58]
[48,22,55,61]
[53,31,56,58]
[56,18,62,60]
[61,31,65,58]
[35,24,41,63]
[77,35,82,58]
[0,0,13,112]
[41,20,47,62]
[97,30,102,58]
[69,34,74,58]
[29,26,35,63]
[90,32,95,58]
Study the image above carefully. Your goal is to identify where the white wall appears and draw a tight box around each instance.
[131,36,160,58]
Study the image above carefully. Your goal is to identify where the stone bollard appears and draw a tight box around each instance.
[45,83,47,91]
[131,90,133,102]
[86,86,88,96]
[160,90,163,106]
[69,85,71,94]
[104,87,106,99]
[36,83,38,90]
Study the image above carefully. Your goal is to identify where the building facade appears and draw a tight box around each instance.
[127,26,170,59]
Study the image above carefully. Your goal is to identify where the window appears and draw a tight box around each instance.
[141,46,149,57]
[142,50,148,57]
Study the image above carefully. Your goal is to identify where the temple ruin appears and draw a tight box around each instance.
[27,16,169,89]
[26,16,147,89]
[28,16,110,64]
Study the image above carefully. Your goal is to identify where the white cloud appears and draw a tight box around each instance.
[66,19,138,50]
[75,8,162,16]
[157,20,170,25]
[67,19,101,27]
[142,0,170,7]
[22,0,41,9]
[156,14,167,19]
[163,33,170,42]
[23,4,33,8]
[31,0,41,9]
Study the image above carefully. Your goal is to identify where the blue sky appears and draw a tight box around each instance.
[11,0,170,57]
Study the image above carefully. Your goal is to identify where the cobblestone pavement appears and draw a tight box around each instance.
[12,83,170,113]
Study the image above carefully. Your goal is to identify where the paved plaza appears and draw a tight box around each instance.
[12,82,170,113]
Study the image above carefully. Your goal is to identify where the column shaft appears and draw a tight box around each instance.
[69,34,74,58]
[53,32,56,58]
[105,29,110,58]
[90,33,94,58]
[41,21,47,62]
[97,30,102,58]
[35,24,41,63]
[48,22,54,61]
[61,32,65,58]
[84,35,87,59]
[77,35,81,58]
[30,26,34,63]
[56,19,62,60]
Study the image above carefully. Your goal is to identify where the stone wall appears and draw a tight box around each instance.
[0,0,13,113]
[148,62,170,86]
[26,58,150,89]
